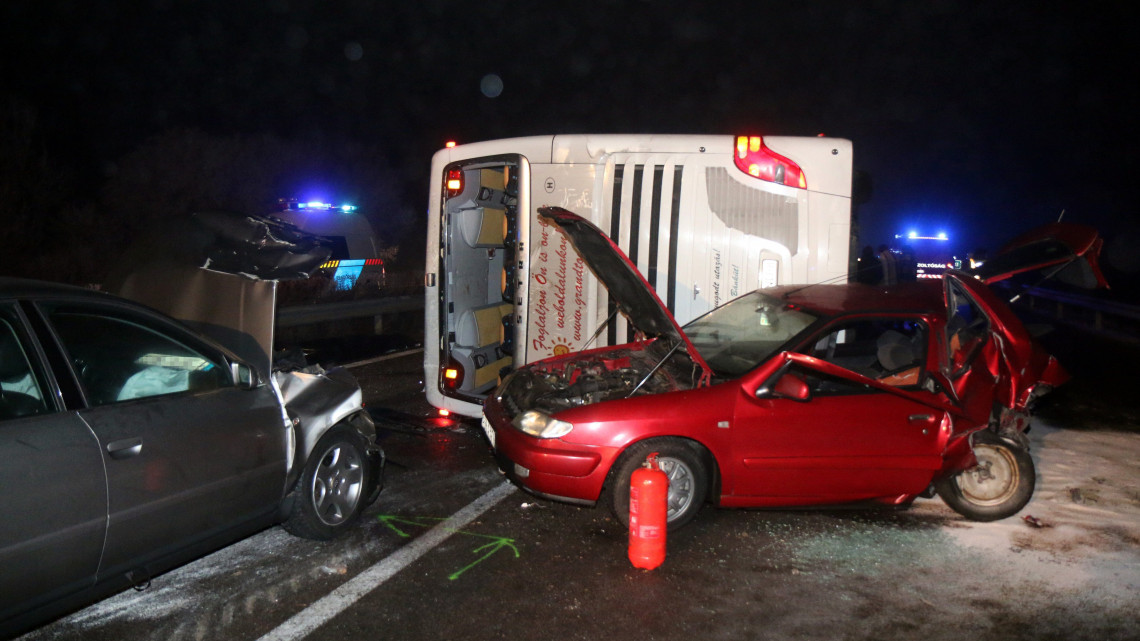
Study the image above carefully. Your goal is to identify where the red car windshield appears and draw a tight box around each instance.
[683,292,819,377]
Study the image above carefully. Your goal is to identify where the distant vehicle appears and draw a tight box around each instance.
[482,208,1108,530]
[425,134,856,417]
[894,230,956,280]
[0,277,384,638]
[272,199,386,294]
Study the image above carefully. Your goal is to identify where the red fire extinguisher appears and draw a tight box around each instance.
[628,452,668,570]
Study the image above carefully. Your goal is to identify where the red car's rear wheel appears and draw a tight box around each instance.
[936,430,1035,521]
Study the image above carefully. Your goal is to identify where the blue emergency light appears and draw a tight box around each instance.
[286,200,356,213]
[897,230,950,241]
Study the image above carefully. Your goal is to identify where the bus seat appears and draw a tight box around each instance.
[472,354,512,389]
[456,302,513,348]
[480,167,506,190]
[459,207,507,248]
[453,302,514,393]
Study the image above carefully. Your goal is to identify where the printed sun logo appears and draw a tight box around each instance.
[551,337,574,357]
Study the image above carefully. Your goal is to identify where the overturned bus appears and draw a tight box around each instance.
[425,134,856,417]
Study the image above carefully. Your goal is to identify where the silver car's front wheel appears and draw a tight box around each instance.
[284,426,371,540]
[309,439,365,526]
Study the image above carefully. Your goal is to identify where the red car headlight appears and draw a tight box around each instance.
[513,410,574,439]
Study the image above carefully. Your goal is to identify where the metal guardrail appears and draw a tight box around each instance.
[276,292,424,328]
[1010,286,1140,344]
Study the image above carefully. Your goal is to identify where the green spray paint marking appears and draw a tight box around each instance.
[377,514,519,580]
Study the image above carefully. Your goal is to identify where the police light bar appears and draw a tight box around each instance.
[896,231,949,241]
[279,198,357,213]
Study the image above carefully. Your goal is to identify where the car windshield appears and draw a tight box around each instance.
[683,291,819,377]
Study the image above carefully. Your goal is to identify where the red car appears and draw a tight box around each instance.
[482,207,1107,529]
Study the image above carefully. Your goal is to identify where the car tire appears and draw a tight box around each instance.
[935,430,1035,522]
[608,438,711,532]
[363,450,385,508]
[283,425,372,540]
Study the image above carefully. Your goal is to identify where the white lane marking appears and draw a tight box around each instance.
[343,347,423,370]
[256,481,516,641]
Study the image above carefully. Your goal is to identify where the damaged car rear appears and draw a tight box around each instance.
[483,206,1107,530]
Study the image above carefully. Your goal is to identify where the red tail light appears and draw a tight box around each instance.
[734,136,807,189]
[446,168,464,198]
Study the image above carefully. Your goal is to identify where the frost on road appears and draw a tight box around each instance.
[764,420,1140,641]
[19,415,1140,641]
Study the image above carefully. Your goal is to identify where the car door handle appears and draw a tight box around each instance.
[106,437,143,459]
[908,414,935,423]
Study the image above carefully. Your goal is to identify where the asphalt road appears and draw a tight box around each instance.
[18,341,1140,641]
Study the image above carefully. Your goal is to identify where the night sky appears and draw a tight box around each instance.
[2,1,1137,288]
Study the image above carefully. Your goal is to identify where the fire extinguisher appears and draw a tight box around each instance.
[628,452,668,570]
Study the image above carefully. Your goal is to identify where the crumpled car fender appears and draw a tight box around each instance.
[937,427,979,478]
[274,366,380,488]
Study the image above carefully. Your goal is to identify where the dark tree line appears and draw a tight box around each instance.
[1,100,423,284]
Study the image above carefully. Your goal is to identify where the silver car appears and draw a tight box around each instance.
[0,277,383,637]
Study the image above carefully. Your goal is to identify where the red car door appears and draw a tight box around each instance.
[727,354,949,505]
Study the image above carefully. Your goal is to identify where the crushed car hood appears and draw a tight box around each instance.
[537,207,713,381]
[969,222,1108,289]
[189,211,333,281]
[107,211,334,282]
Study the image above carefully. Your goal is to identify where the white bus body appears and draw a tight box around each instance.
[425,134,854,417]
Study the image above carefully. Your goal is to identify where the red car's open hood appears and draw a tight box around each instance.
[969,222,1109,288]
[537,207,713,382]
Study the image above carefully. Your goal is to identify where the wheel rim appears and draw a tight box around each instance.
[956,443,1019,506]
[658,456,696,521]
[310,442,364,526]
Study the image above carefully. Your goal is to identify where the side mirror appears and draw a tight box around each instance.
[768,372,811,402]
[231,361,260,389]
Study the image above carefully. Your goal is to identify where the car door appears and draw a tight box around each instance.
[941,276,1001,424]
[39,302,288,577]
[728,318,949,502]
[0,306,107,625]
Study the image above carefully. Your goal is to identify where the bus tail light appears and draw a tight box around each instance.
[734,136,807,189]
[443,358,464,389]
[446,168,464,198]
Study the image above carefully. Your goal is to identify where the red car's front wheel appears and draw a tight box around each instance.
[607,438,712,532]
